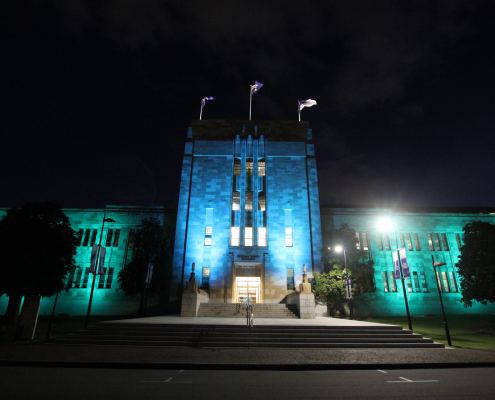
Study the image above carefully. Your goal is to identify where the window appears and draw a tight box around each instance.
[427,233,434,251]
[436,270,450,292]
[258,160,265,176]
[382,271,390,292]
[388,271,397,292]
[434,233,442,251]
[82,229,92,247]
[106,267,114,289]
[89,229,97,246]
[258,227,267,246]
[245,227,253,246]
[230,227,240,246]
[406,233,413,251]
[98,268,107,289]
[106,229,114,247]
[246,159,253,175]
[355,232,361,250]
[406,277,413,293]
[441,233,449,251]
[205,226,212,246]
[285,227,293,247]
[449,272,458,292]
[287,268,294,290]
[76,229,83,246]
[400,233,405,249]
[384,234,391,251]
[413,233,421,251]
[455,233,462,250]
[258,192,266,211]
[81,268,90,288]
[245,191,253,211]
[232,191,240,210]
[378,234,384,251]
[234,159,241,175]
[412,272,421,292]
[112,229,120,247]
[362,232,369,251]
[72,268,82,288]
[420,271,428,292]
[127,229,136,248]
[202,267,210,290]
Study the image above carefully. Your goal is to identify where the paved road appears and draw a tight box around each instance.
[2,367,494,399]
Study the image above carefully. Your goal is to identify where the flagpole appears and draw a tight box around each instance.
[298,101,301,121]
[199,100,203,120]
[249,89,252,121]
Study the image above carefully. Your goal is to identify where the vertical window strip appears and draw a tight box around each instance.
[427,233,434,251]
[202,267,210,289]
[413,272,421,292]
[441,271,450,292]
[232,191,240,210]
[113,229,120,247]
[434,233,442,251]
[244,227,253,246]
[285,227,293,247]
[384,234,391,251]
[455,233,462,250]
[258,227,267,246]
[388,271,397,292]
[413,233,421,251]
[106,268,114,289]
[400,233,405,249]
[98,268,107,288]
[362,232,369,251]
[406,277,413,293]
[246,159,253,176]
[127,229,136,248]
[355,232,361,250]
[378,234,384,251]
[449,272,458,292]
[382,271,389,292]
[230,227,240,246]
[406,233,413,251]
[82,229,91,247]
[82,268,90,288]
[90,229,97,246]
[420,271,428,292]
[258,192,266,211]
[73,268,82,288]
[258,160,265,176]
[105,229,114,247]
[441,233,449,251]
[76,229,83,246]
[287,268,294,290]
[234,159,241,175]
[245,191,253,211]
[205,226,212,246]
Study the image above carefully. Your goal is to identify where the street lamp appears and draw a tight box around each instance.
[378,218,413,331]
[85,214,116,329]
[335,245,354,320]
[432,256,452,346]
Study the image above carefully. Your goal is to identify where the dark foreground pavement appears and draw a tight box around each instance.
[1,343,495,370]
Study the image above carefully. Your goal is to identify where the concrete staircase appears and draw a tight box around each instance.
[197,303,299,318]
[54,323,445,348]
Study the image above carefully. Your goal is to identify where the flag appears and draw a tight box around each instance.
[201,97,215,107]
[145,264,153,284]
[98,247,106,275]
[399,248,410,278]
[393,251,401,280]
[89,244,98,274]
[251,81,263,94]
[299,99,317,110]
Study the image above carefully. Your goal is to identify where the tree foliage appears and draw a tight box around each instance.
[117,217,172,314]
[314,224,375,317]
[0,202,78,323]
[457,221,495,307]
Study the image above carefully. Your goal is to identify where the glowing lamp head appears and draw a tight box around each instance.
[378,219,394,232]
[335,245,343,253]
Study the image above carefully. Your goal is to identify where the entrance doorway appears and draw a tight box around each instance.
[235,277,260,304]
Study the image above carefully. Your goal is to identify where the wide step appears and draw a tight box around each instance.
[197,303,299,318]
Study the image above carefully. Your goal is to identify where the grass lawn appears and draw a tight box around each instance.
[0,315,129,344]
[361,314,495,349]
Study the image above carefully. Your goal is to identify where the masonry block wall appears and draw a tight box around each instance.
[320,207,495,316]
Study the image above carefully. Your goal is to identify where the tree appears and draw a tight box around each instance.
[314,224,375,317]
[457,221,495,307]
[0,202,78,324]
[117,217,172,316]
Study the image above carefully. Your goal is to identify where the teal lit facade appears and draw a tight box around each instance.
[1,120,495,317]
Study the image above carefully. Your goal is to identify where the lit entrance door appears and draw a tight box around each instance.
[236,277,260,304]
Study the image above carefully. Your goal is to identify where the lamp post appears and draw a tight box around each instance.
[335,246,354,320]
[432,256,452,346]
[85,213,116,329]
[45,257,66,342]
[379,218,413,331]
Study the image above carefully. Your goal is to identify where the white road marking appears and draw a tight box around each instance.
[178,370,184,374]
[377,370,387,374]
[387,376,438,383]
[141,377,192,384]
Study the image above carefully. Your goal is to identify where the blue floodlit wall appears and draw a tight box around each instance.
[171,120,324,305]
[320,207,495,316]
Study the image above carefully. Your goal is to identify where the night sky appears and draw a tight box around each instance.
[2,0,495,210]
